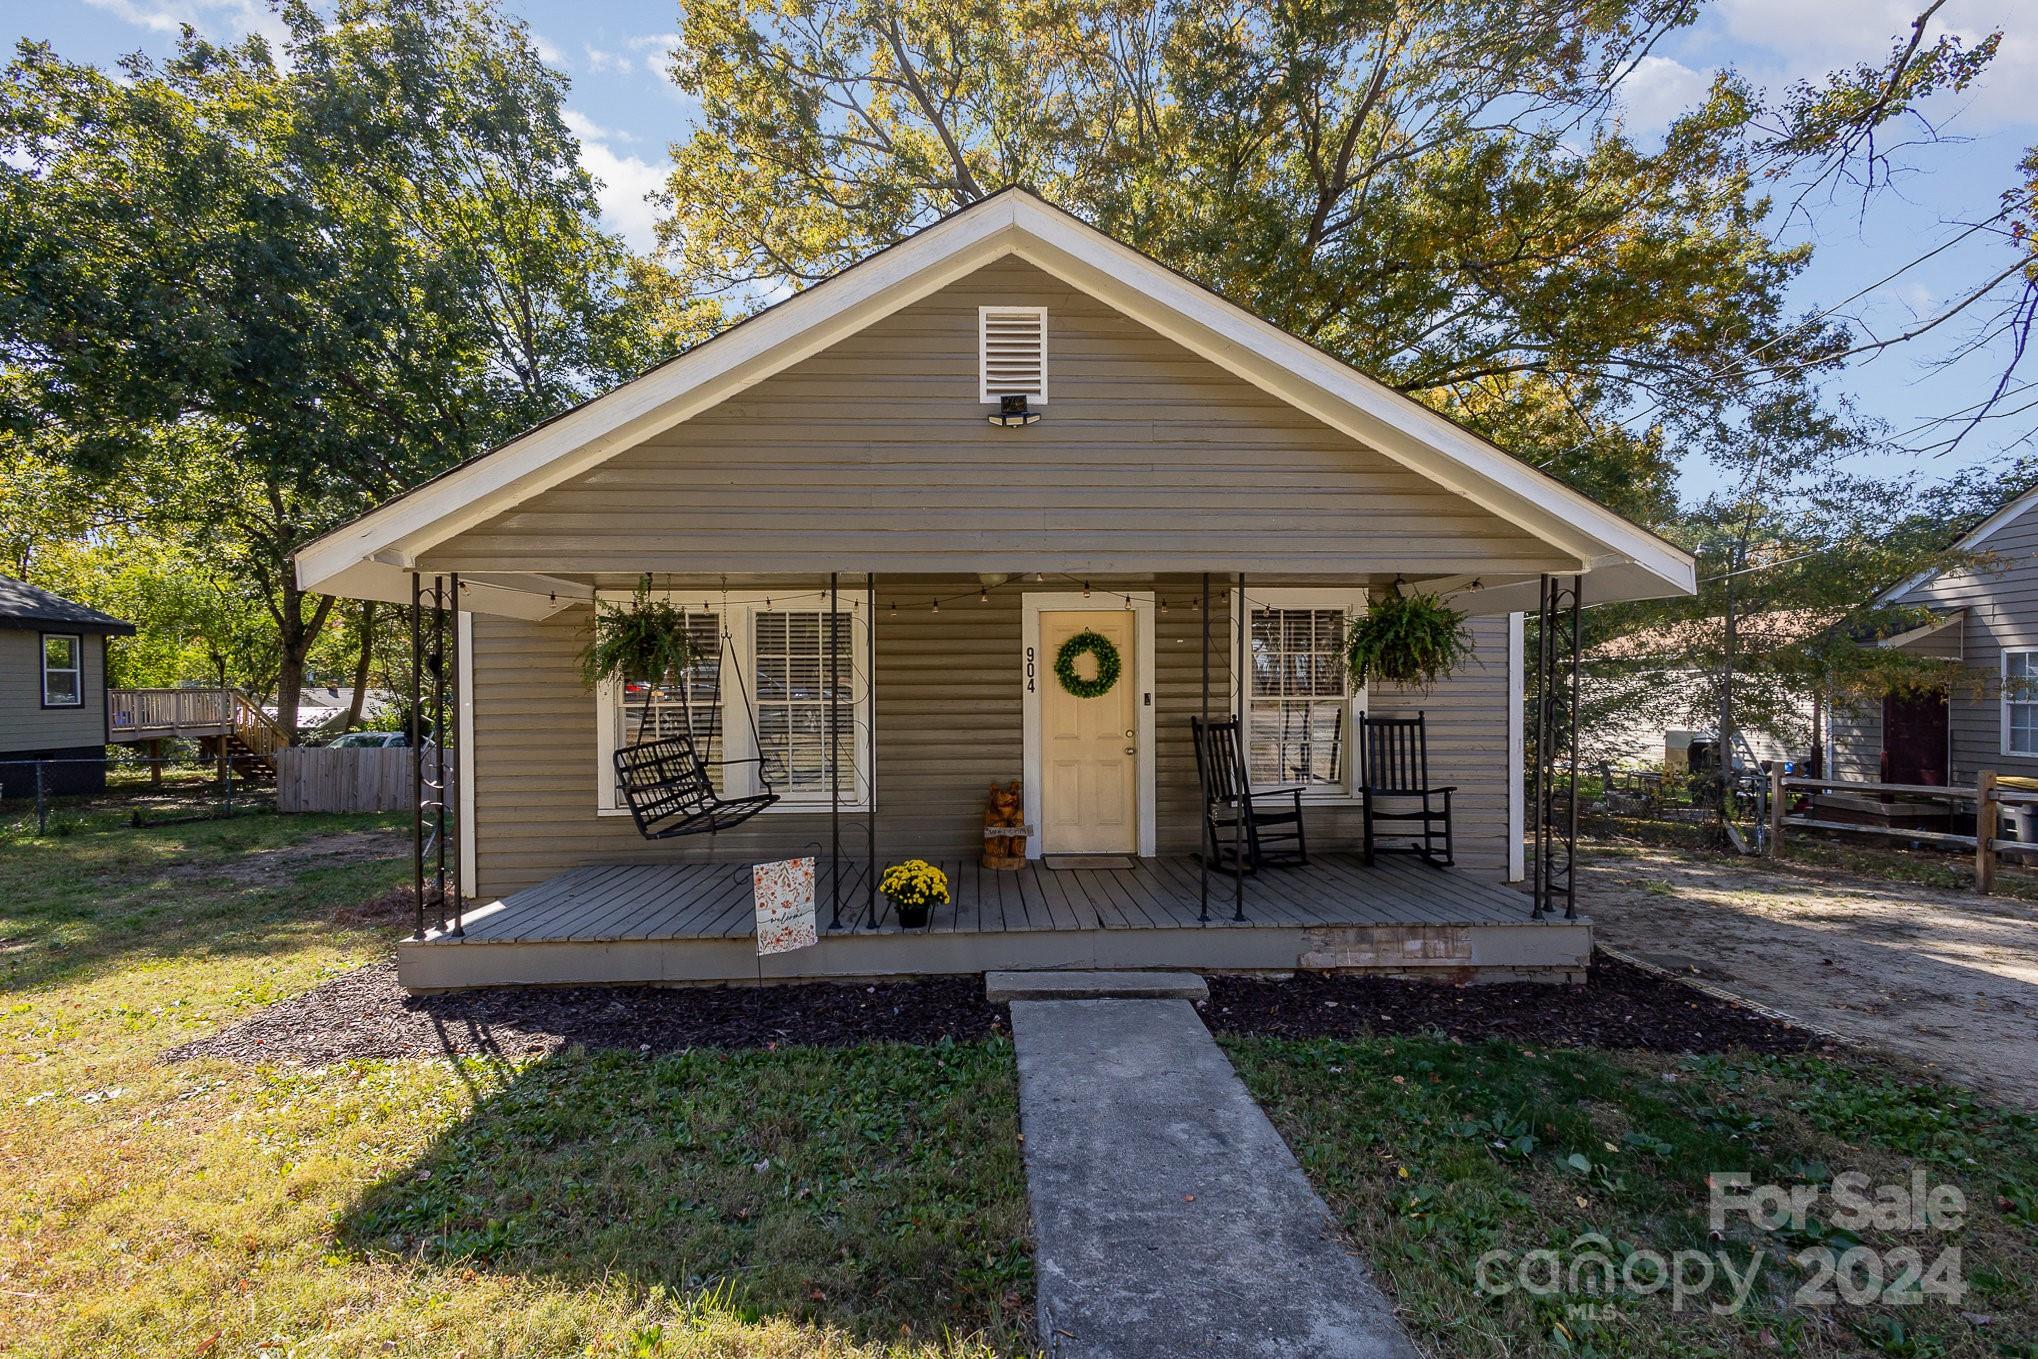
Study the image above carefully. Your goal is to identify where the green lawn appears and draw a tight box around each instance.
[0,813,1032,1358]
[1226,1034,2038,1358]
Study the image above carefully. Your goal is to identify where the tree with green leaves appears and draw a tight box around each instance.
[658,0,1993,523]
[0,0,709,735]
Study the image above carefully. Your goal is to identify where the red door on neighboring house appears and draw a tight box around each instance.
[1881,692,1949,785]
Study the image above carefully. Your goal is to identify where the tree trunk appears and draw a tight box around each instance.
[344,600,375,730]
[270,576,337,747]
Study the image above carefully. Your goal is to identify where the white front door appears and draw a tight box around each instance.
[1039,609,1138,854]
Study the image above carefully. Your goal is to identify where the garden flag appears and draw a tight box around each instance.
[753,856,817,956]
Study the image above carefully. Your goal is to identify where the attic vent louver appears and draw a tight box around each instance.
[979,306,1047,404]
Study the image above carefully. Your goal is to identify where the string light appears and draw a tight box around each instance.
[1082,581,1091,598]
[930,598,940,614]
[979,587,990,604]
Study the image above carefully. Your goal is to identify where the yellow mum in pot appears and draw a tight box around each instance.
[879,859,951,928]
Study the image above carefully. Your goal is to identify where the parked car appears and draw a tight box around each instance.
[323,730,410,749]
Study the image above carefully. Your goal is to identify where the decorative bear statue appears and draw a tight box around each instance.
[982,779,1026,870]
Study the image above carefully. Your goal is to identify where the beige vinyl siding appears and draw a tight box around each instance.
[0,630,105,753]
[1828,701,1881,780]
[423,260,1571,580]
[1896,506,2038,782]
[468,579,1512,898]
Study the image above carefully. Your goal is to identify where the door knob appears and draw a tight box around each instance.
[1124,745,1137,755]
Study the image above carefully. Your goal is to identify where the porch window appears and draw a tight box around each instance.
[41,633,83,708]
[596,592,870,812]
[1236,589,1367,797]
[2005,649,2038,756]
[752,609,857,798]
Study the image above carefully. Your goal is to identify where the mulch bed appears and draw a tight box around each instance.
[165,964,1005,1064]
[1200,952,1827,1055]
[166,951,1822,1066]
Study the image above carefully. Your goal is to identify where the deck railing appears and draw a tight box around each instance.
[106,687,290,766]
[107,686,234,737]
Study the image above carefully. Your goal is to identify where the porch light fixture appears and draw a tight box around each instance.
[987,394,1040,427]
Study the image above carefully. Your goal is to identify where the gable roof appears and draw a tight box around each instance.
[0,575,135,635]
[296,188,1694,615]
[1880,483,2038,604]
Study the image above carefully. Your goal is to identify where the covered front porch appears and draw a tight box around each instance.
[397,849,1590,990]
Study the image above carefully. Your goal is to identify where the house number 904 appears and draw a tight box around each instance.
[1025,645,1036,694]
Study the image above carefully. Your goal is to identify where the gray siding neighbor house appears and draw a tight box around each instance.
[1831,486,2038,788]
[295,190,1695,990]
[0,575,134,797]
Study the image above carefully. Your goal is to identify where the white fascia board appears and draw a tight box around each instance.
[1004,198,1694,597]
[1877,609,1965,649]
[296,198,1027,595]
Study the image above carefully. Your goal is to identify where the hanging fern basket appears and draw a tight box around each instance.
[578,583,696,740]
[1344,591,1474,694]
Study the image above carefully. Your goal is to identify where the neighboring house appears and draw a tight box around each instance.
[0,575,135,798]
[296,189,1695,990]
[270,685,397,734]
[1587,610,1831,772]
[1832,485,2038,789]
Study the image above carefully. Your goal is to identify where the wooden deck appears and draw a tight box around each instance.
[399,853,1591,990]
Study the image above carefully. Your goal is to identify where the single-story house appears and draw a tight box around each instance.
[1831,484,2038,788]
[296,189,1695,990]
[0,575,134,798]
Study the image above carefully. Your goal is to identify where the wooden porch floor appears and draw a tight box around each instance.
[450,852,1542,944]
[398,852,1590,990]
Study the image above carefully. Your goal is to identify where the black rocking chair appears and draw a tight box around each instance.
[1191,716,1308,872]
[614,732,779,840]
[1358,713,1454,867]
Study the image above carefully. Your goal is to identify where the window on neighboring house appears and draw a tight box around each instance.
[597,594,869,810]
[41,633,83,707]
[1237,591,1367,796]
[2005,649,2038,756]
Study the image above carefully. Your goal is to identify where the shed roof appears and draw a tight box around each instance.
[0,575,135,635]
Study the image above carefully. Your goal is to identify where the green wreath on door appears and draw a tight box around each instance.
[1054,630,1123,699]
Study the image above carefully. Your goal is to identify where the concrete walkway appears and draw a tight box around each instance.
[1010,998,1418,1358]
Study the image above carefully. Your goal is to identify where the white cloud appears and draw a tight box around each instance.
[628,31,679,81]
[565,107,664,252]
[528,28,565,68]
[79,0,290,49]
[1617,55,1714,139]
[583,43,628,75]
[562,110,636,146]
[1706,0,2038,131]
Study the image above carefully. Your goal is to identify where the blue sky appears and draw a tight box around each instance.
[8,0,2035,503]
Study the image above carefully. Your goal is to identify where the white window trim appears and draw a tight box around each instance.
[41,632,84,708]
[978,305,1048,404]
[2003,647,2038,757]
[593,590,873,815]
[1230,587,1368,803]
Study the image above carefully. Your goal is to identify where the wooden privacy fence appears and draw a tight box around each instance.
[1766,769,2038,894]
[276,747,437,814]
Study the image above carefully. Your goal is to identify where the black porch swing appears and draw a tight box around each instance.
[612,605,781,840]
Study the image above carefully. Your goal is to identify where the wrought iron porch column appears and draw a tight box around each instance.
[1233,572,1247,922]
[447,573,464,937]
[409,571,425,940]
[1530,573,1583,921]
[829,572,842,931]
[865,573,878,929]
[1199,571,1210,924]
[431,575,448,934]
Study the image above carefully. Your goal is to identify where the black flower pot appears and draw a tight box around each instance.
[894,901,931,929]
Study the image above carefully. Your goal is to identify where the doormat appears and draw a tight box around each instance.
[1041,854,1140,871]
